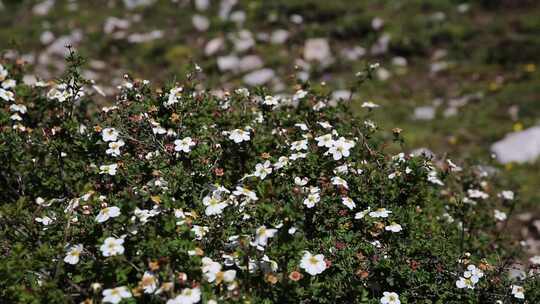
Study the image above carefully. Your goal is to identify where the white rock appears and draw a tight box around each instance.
[195,0,210,11]
[270,30,289,44]
[229,30,255,53]
[304,38,332,63]
[217,55,240,72]
[40,31,55,45]
[243,68,274,86]
[413,106,435,120]
[33,0,55,16]
[239,55,263,72]
[192,14,210,32]
[205,38,225,56]
[491,126,540,164]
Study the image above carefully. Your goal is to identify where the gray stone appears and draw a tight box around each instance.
[491,126,540,164]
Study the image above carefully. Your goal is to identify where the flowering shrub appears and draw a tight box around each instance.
[1,53,539,304]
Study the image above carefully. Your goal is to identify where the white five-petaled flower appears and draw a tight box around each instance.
[299,251,327,276]
[228,128,251,143]
[165,86,183,106]
[96,206,121,223]
[0,88,14,101]
[106,140,125,157]
[331,176,349,189]
[254,226,278,247]
[494,209,507,221]
[303,192,320,208]
[380,291,400,304]
[456,276,475,289]
[315,133,334,148]
[499,190,515,200]
[64,244,83,265]
[369,208,392,218]
[203,195,228,216]
[511,285,525,299]
[233,186,258,201]
[253,161,272,179]
[341,197,356,210]
[100,237,125,257]
[99,164,118,176]
[102,128,119,142]
[140,271,158,294]
[327,137,355,160]
[166,287,201,304]
[174,137,196,153]
[263,95,280,106]
[362,101,380,109]
[290,139,308,151]
[385,222,402,232]
[102,286,132,304]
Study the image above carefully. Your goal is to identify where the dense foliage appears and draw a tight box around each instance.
[1,53,539,304]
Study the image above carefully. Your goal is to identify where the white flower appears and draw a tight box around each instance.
[362,101,380,108]
[9,104,27,114]
[174,137,196,153]
[427,170,444,186]
[274,156,289,169]
[380,291,400,304]
[203,195,228,216]
[263,95,280,106]
[455,277,474,289]
[467,189,489,200]
[96,206,121,223]
[303,193,320,208]
[166,287,201,304]
[233,186,258,201]
[331,176,349,189]
[165,86,183,106]
[385,222,402,232]
[0,88,14,101]
[106,140,125,157]
[254,226,278,247]
[341,197,356,210]
[300,251,327,276]
[99,164,118,176]
[294,123,308,131]
[253,161,272,179]
[140,271,158,294]
[465,265,484,281]
[102,286,132,304]
[294,176,308,186]
[191,225,209,240]
[102,128,119,142]
[64,244,83,265]
[511,285,525,299]
[529,255,540,265]
[290,139,308,151]
[293,89,308,101]
[499,190,514,200]
[354,207,371,219]
[228,129,251,143]
[494,209,507,221]
[369,208,392,218]
[100,237,125,257]
[317,134,335,149]
[327,137,355,160]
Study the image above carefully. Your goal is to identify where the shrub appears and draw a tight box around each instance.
[0,51,539,304]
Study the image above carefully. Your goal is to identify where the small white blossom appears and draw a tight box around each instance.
[64,244,83,265]
[102,128,119,142]
[174,137,196,153]
[96,206,121,223]
[511,285,525,299]
[228,129,251,143]
[102,286,132,304]
[300,251,326,276]
[380,292,400,304]
[99,164,118,176]
[100,237,125,257]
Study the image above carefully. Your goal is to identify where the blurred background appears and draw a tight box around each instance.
[1,0,539,256]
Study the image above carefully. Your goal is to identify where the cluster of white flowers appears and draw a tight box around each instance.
[1,64,27,131]
[47,82,85,103]
[456,264,484,289]
[315,133,356,161]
